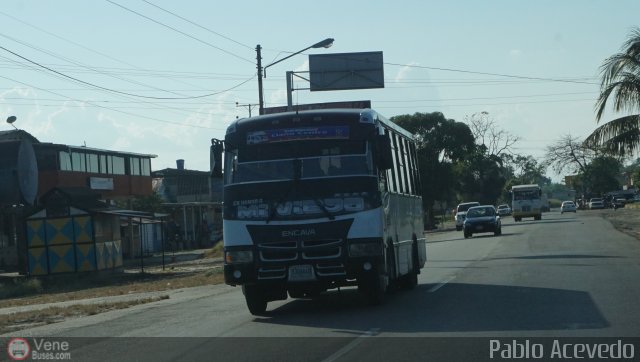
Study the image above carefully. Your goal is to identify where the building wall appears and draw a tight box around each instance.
[25,213,123,275]
[38,171,153,199]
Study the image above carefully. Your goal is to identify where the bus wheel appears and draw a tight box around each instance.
[400,241,419,290]
[243,285,267,315]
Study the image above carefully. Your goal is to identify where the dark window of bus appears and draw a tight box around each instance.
[386,129,398,192]
[392,133,405,194]
[401,137,412,194]
[409,142,421,195]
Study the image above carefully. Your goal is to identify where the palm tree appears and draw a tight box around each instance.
[585,27,640,156]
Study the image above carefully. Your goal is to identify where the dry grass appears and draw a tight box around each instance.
[0,268,224,309]
[0,245,228,333]
[0,295,169,334]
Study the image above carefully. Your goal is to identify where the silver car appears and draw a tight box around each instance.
[560,201,577,213]
[455,202,480,231]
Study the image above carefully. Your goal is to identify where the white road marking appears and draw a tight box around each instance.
[428,275,456,292]
[322,328,380,362]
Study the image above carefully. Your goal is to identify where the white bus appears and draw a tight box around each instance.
[220,108,426,315]
[511,184,543,221]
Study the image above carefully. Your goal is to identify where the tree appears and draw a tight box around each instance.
[453,145,509,205]
[130,192,165,213]
[465,111,521,157]
[502,154,548,185]
[391,112,476,226]
[581,156,622,196]
[543,134,599,175]
[585,27,640,156]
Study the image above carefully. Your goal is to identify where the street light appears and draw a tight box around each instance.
[256,38,334,115]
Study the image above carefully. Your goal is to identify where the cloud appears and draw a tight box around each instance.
[509,49,523,58]
[394,62,418,82]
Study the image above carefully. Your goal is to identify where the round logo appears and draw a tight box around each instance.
[7,338,30,361]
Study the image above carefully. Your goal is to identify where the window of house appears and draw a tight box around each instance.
[141,158,151,176]
[59,151,72,171]
[112,156,125,175]
[130,157,140,176]
[71,152,86,172]
[87,153,99,173]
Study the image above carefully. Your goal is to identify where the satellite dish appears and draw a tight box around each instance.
[6,116,17,124]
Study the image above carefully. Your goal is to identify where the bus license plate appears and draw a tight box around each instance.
[288,265,315,282]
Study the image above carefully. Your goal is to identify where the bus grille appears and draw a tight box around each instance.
[256,239,345,280]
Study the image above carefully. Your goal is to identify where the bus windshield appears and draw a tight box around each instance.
[225,140,374,184]
[513,189,541,201]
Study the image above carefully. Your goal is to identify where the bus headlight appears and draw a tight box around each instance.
[225,250,254,264]
[349,242,383,257]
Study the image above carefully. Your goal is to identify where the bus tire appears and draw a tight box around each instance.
[400,240,420,290]
[243,285,267,315]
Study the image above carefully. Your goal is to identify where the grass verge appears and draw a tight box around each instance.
[0,295,169,335]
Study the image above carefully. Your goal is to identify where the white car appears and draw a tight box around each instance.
[589,198,605,210]
[496,204,511,216]
[560,201,577,213]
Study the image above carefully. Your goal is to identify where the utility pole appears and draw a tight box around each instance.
[256,45,264,115]
[236,102,258,118]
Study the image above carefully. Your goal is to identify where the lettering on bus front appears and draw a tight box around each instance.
[235,197,365,219]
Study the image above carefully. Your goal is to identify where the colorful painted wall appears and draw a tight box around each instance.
[25,213,122,275]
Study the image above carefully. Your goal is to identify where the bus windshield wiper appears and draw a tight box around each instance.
[265,159,335,223]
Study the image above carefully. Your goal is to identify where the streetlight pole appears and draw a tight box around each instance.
[256,38,334,115]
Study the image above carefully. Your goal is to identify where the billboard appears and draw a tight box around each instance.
[309,52,384,91]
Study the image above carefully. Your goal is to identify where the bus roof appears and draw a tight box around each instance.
[226,108,415,139]
[511,184,540,190]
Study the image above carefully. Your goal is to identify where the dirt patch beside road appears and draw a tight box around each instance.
[602,206,640,240]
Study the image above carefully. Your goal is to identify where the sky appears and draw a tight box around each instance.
[1,0,639,182]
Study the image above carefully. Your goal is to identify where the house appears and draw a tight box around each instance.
[0,129,156,273]
[152,160,222,249]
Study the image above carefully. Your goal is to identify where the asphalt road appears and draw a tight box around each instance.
[8,211,640,361]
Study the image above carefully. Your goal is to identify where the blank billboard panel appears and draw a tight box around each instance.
[309,52,384,91]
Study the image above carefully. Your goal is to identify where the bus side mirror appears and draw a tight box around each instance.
[375,134,393,170]
[210,139,224,177]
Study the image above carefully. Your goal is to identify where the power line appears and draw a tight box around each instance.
[0,74,229,130]
[384,61,599,85]
[0,44,255,100]
[141,0,254,51]
[0,10,217,93]
[106,0,254,64]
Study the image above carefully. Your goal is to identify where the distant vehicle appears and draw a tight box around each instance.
[560,201,577,213]
[589,198,605,210]
[614,198,626,208]
[463,205,502,238]
[511,184,543,222]
[455,202,481,231]
[496,204,511,216]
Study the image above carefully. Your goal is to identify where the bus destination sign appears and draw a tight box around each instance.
[247,126,350,144]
